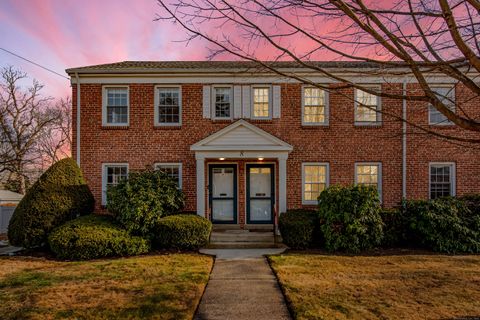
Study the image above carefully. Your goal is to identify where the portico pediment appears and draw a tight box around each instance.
[190,120,293,152]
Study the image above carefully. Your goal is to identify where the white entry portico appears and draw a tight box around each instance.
[190,120,293,223]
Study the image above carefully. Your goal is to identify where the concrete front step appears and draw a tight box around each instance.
[205,242,285,249]
[208,230,279,249]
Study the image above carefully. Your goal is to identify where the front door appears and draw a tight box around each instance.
[209,164,237,224]
[246,164,275,224]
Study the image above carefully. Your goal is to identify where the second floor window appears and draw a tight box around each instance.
[252,87,271,118]
[303,87,328,125]
[213,87,232,119]
[355,88,381,124]
[104,87,129,125]
[429,86,455,125]
[156,87,181,125]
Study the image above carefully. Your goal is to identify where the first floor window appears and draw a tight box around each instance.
[252,87,270,118]
[102,164,128,205]
[155,163,182,188]
[156,87,181,125]
[355,88,381,124]
[429,86,455,125]
[104,87,129,125]
[430,163,455,199]
[213,87,232,119]
[303,87,328,125]
[355,163,382,200]
[302,163,329,204]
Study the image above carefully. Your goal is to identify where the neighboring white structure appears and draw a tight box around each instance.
[0,190,23,234]
[0,190,23,205]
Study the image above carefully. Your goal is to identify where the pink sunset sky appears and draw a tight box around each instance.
[0,0,214,98]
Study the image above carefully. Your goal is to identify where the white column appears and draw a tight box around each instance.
[278,154,287,215]
[196,155,205,217]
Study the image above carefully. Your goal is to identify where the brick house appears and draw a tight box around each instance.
[66,61,480,228]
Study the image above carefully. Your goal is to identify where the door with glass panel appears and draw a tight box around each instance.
[246,164,274,224]
[209,164,237,224]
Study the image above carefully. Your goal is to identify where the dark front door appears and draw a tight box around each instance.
[209,164,237,224]
[246,164,275,224]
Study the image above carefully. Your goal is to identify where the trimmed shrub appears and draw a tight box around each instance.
[107,170,185,238]
[318,185,384,253]
[380,208,403,247]
[153,214,212,250]
[8,158,94,248]
[48,215,150,260]
[279,209,320,249]
[404,198,480,253]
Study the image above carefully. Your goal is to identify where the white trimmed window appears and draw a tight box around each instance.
[429,86,455,125]
[103,86,129,126]
[252,86,271,119]
[155,163,182,188]
[102,163,128,205]
[355,163,382,201]
[302,87,328,125]
[302,163,329,205]
[429,163,455,199]
[355,88,381,124]
[213,86,232,119]
[155,86,181,126]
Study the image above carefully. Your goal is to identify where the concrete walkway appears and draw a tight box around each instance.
[196,248,291,320]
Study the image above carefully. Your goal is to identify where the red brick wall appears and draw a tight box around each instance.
[73,82,480,218]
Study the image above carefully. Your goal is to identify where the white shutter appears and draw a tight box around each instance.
[233,86,242,119]
[203,85,211,118]
[242,85,251,118]
[273,85,281,118]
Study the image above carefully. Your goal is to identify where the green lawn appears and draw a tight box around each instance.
[0,254,213,320]
[269,253,480,320]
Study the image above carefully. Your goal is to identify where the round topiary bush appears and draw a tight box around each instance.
[318,185,384,253]
[279,209,320,249]
[153,214,212,250]
[8,158,94,248]
[48,215,150,260]
[107,170,185,239]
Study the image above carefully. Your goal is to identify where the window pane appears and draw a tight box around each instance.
[430,165,452,199]
[429,86,455,125]
[105,165,128,203]
[215,87,231,118]
[155,164,181,187]
[106,88,128,124]
[356,165,379,189]
[253,87,270,118]
[303,165,327,202]
[158,88,180,124]
[355,89,379,123]
[304,87,326,123]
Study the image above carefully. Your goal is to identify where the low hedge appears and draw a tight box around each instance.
[279,209,320,249]
[48,215,150,260]
[318,185,384,253]
[403,197,480,253]
[154,214,212,250]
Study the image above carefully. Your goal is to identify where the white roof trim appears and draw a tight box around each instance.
[190,119,293,152]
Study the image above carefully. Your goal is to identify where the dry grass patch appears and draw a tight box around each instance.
[269,253,480,320]
[0,254,213,320]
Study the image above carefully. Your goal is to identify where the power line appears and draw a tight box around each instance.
[0,47,70,80]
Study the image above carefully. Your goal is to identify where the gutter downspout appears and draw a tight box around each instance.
[402,78,407,201]
[75,73,81,167]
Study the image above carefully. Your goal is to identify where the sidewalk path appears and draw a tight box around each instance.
[195,248,291,320]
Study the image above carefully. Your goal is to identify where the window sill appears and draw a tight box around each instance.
[211,118,235,123]
[153,125,182,130]
[302,124,329,128]
[428,123,455,128]
[101,125,129,130]
[354,123,383,128]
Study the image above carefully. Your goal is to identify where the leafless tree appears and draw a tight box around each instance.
[36,97,72,166]
[0,66,61,194]
[156,0,480,144]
